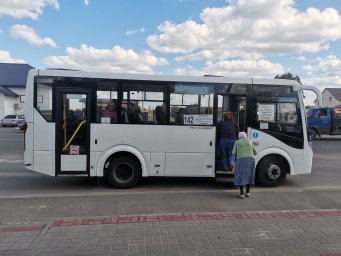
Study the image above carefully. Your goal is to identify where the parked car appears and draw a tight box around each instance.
[0,115,25,127]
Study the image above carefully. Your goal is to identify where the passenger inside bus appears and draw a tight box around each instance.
[155,104,166,124]
[175,108,184,125]
[102,102,117,123]
[125,101,143,124]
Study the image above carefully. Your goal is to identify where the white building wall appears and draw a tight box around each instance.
[4,96,21,116]
[0,93,5,120]
[1,87,26,118]
[322,90,341,107]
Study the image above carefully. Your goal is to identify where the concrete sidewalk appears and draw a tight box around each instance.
[0,210,341,256]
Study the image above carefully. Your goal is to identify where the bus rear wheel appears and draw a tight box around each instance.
[107,156,141,188]
[257,156,287,187]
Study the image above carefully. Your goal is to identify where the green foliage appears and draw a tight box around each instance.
[275,73,301,84]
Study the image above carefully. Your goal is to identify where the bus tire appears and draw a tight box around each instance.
[256,156,287,187]
[107,156,141,188]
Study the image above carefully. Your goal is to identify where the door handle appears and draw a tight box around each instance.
[95,139,98,144]
[210,141,212,146]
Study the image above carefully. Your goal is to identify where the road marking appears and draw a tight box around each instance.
[0,139,23,140]
[0,225,45,233]
[0,186,340,199]
[0,159,24,163]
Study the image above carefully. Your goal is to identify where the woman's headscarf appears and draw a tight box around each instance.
[238,131,247,139]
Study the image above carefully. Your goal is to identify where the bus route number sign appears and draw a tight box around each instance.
[184,115,213,125]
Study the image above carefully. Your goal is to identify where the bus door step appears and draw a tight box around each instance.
[215,170,234,183]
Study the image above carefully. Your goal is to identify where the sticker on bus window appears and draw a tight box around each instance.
[260,123,269,129]
[257,103,275,122]
[70,145,80,155]
[101,117,110,124]
[183,115,213,125]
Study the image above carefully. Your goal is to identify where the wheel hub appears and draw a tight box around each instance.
[113,163,134,183]
[266,164,281,180]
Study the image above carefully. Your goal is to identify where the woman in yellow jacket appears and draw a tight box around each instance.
[232,132,257,199]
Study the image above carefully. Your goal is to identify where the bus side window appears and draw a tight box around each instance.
[122,82,167,125]
[170,83,214,126]
[96,80,118,124]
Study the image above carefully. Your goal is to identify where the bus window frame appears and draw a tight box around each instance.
[34,76,56,122]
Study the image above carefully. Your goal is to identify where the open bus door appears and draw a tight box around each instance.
[215,94,247,181]
[55,88,91,175]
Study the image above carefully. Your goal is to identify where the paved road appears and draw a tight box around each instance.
[0,127,340,224]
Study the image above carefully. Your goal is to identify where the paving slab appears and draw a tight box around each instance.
[0,210,341,256]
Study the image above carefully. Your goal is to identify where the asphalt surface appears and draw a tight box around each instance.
[0,127,340,224]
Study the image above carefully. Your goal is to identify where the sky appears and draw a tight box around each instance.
[0,0,341,104]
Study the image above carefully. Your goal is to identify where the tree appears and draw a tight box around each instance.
[274,73,301,84]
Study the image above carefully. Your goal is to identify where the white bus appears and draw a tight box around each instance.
[24,69,321,188]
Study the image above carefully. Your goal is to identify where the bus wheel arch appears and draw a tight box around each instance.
[256,154,289,187]
[105,152,142,188]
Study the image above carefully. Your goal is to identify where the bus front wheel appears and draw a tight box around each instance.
[107,156,141,188]
[257,156,287,187]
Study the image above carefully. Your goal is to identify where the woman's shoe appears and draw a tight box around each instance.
[238,194,245,199]
[245,193,250,198]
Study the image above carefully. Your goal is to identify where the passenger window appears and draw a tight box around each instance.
[170,83,214,125]
[35,78,54,121]
[122,82,167,124]
[96,80,118,123]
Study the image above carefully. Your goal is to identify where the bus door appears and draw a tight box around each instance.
[55,88,91,175]
[216,94,247,170]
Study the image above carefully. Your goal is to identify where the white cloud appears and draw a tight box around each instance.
[43,44,168,73]
[174,59,285,78]
[292,56,307,61]
[148,20,209,54]
[84,0,89,5]
[0,0,59,20]
[0,50,25,63]
[299,55,341,105]
[126,28,145,36]
[10,24,57,47]
[148,0,341,61]
[302,55,341,88]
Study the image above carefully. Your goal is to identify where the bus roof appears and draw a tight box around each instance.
[30,69,301,87]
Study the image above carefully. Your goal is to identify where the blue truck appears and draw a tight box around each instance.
[307,106,341,139]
